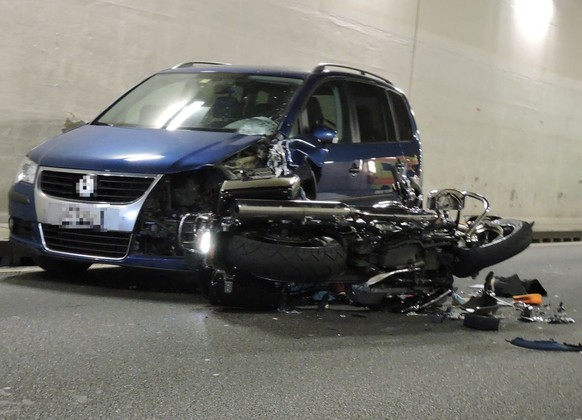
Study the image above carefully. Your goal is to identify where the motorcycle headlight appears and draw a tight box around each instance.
[427,189,465,211]
[15,157,38,185]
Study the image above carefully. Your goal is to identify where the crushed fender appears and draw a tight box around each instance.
[508,337,582,352]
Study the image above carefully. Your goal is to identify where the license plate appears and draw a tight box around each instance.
[44,203,120,230]
[60,205,102,229]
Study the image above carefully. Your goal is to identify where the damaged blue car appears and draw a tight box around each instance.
[8,62,421,274]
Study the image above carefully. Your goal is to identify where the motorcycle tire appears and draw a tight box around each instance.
[453,219,533,278]
[215,233,347,282]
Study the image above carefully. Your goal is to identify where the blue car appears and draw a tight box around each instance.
[8,62,422,274]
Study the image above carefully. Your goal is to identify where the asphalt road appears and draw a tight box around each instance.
[1,243,582,420]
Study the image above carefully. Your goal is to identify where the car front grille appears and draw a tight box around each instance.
[39,170,155,203]
[41,224,132,259]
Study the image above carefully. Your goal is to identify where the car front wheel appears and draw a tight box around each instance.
[36,256,92,276]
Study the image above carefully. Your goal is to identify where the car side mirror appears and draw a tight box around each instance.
[312,127,339,145]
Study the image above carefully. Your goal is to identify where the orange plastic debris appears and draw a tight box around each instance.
[513,293,543,305]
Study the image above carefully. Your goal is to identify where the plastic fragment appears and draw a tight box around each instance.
[513,293,543,305]
[508,337,582,352]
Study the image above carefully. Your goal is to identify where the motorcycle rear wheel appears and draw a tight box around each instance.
[215,232,347,282]
[453,218,532,277]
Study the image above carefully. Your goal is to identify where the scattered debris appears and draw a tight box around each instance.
[211,270,575,337]
[519,302,576,324]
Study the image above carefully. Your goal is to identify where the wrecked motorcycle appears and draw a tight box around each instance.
[179,163,533,310]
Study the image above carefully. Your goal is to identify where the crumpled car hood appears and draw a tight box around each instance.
[28,125,262,173]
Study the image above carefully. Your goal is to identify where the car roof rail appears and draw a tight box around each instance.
[312,63,392,85]
[171,61,232,69]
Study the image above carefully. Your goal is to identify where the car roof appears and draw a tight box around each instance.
[160,62,393,86]
[160,62,310,79]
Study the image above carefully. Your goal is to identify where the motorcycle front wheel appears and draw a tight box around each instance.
[452,218,533,278]
[213,231,347,283]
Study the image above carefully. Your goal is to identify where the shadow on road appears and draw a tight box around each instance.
[1,266,208,304]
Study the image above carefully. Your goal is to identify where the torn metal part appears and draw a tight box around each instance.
[547,315,575,324]
[508,337,582,352]
[400,289,452,314]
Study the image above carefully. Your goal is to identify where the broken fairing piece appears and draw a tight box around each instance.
[508,337,582,352]
[484,271,548,297]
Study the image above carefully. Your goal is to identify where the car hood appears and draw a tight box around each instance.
[29,125,263,173]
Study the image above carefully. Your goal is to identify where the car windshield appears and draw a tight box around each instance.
[95,72,304,135]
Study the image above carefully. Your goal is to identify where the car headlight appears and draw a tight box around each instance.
[15,157,38,184]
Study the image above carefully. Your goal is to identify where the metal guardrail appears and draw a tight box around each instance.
[532,231,582,243]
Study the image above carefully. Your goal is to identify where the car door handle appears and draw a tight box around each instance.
[349,162,360,175]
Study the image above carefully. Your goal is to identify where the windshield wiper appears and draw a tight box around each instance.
[177,127,238,133]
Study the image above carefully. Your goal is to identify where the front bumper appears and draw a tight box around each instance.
[9,228,193,271]
[8,169,196,272]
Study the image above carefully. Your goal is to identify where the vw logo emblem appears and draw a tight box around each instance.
[76,174,97,197]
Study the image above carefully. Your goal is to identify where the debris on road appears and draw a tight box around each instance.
[519,302,576,324]
[507,337,582,352]
[487,272,547,297]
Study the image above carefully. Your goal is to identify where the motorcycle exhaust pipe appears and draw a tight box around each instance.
[231,199,352,220]
[231,199,439,222]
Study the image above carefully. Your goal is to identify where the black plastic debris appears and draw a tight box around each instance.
[508,337,582,351]
[461,291,499,316]
[486,272,547,298]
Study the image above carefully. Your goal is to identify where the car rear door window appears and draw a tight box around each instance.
[388,90,414,141]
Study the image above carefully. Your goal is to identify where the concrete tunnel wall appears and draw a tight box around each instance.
[1,0,581,231]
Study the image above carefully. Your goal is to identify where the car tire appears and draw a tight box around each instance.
[36,256,92,276]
